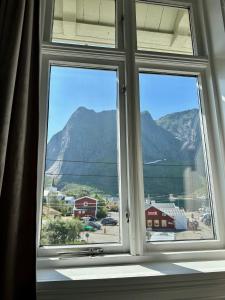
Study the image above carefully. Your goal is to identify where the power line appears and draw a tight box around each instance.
[143,164,194,167]
[45,172,188,179]
[46,172,118,178]
[46,158,117,165]
[46,158,194,167]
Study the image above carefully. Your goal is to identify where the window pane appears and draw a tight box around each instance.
[136,2,193,55]
[40,66,120,246]
[139,73,215,242]
[52,0,116,48]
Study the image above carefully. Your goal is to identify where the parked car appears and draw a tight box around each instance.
[81,224,96,232]
[101,217,118,226]
[201,213,211,226]
[80,216,91,223]
[89,216,97,221]
[80,216,97,222]
[87,221,101,230]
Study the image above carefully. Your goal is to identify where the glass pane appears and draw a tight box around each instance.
[136,2,193,55]
[52,0,116,48]
[40,66,120,246]
[139,73,215,242]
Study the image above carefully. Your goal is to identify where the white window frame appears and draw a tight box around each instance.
[37,52,131,256]
[37,0,225,263]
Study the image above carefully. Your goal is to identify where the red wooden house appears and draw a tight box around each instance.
[73,196,97,218]
[145,206,175,230]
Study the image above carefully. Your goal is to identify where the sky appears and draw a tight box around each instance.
[47,66,199,140]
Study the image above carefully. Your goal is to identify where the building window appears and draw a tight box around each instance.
[154,220,160,227]
[162,220,167,227]
[38,0,224,259]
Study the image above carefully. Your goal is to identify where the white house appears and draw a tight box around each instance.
[64,196,75,205]
[151,202,188,231]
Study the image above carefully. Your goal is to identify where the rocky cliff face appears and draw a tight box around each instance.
[157,109,202,160]
[46,107,204,195]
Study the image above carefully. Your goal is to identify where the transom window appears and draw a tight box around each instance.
[136,2,193,54]
[52,0,116,47]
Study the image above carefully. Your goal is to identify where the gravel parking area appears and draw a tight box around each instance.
[80,224,120,244]
[176,211,214,240]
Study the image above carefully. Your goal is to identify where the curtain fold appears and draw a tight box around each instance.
[0,1,39,299]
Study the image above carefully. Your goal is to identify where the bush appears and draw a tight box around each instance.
[66,218,83,243]
[95,194,108,219]
[96,206,108,219]
[41,218,83,245]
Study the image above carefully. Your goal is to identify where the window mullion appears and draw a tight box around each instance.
[117,63,130,252]
[43,0,54,43]
[116,0,125,49]
[124,0,145,255]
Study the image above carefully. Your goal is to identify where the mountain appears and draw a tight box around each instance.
[141,111,183,162]
[157,109,202,160]
[46,107,205,196]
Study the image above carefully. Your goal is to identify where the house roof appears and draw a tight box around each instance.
[75,196,97,202]
[146,202,186,218]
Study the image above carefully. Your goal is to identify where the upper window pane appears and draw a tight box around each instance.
[136,2,193,55]
[52,0,116,48]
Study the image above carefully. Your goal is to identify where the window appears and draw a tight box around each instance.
[136,2,193,55]
[52,0,116,47]
[41,66,122,246]
[162,220,167,227]
[154,220,160,227]
[38,0,225,259]
[140,73,215,241]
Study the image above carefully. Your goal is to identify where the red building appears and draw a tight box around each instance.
[145,206,175,230]
[73,196,97,218]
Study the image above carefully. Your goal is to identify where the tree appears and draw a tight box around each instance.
[41,218,83,245]
[48,196,73,216]
[95,194,108,219]
[66,218,83,243]
[107,202,119,212]
[96,206,108,219]
[43,218,68,244]
[47,193,59,208]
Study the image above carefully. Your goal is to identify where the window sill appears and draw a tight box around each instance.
[37,248,225,269]
[37,258,225,299]
[37,259,225,282]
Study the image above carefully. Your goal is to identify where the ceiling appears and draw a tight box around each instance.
[52,0,193,54]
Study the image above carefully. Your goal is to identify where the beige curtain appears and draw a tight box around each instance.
[0,1,39,299]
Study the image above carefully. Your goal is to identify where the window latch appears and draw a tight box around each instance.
[59,247,104,258]
[126,211,130,223]
[121,85,126,94]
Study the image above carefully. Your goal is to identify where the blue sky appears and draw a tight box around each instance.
[47,66,199,140]
[139,73,199,118]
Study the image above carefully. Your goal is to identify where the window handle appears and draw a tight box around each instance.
[126,211,130,223]
[59,247,104,258]
[121,85,126,94]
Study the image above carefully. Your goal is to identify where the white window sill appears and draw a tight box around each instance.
[37,259,225,282]
[37,256,225,299]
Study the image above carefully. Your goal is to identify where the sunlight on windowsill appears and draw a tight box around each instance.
[37,259,225,282]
